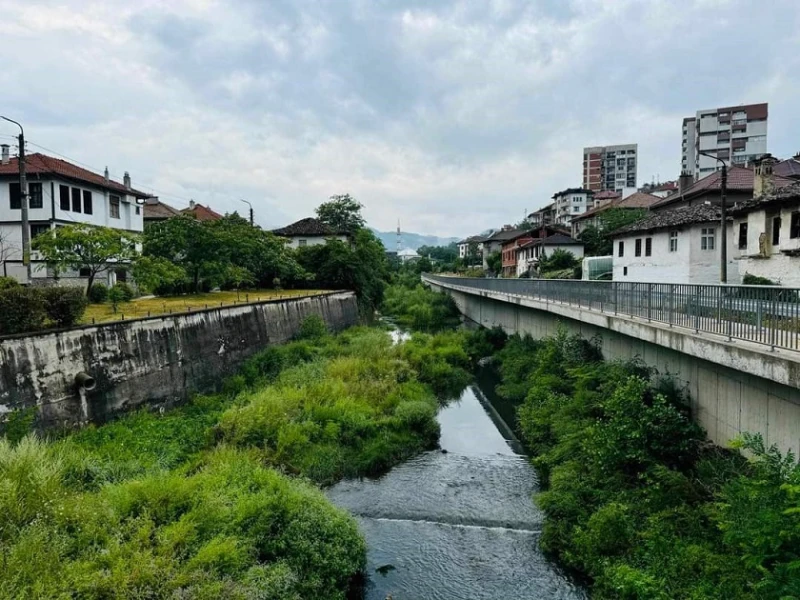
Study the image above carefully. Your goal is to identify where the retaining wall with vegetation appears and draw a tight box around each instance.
[0,291,358,429]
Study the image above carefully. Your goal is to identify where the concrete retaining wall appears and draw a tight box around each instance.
[0,291,359,429]
[428,279,800,458]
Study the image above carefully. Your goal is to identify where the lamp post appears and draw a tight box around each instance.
[1,116,31,283]
[698,150,728,283]
[240,199,254,226]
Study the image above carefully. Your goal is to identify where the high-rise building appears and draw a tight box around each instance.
[582,144,638,195]
[681,103,768,179]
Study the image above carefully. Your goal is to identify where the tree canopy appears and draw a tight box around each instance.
[315,194,366,234]
[579,208,647,256]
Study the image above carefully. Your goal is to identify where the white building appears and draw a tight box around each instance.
[552,188,594,227]
[611,204,738,284]
[397,248,421,264]
[272,217,350,249]
[516,234,585,277]
[583,144,638,194]
[457,235,486,263]
[682,103,768,180]
[0,148,147,285]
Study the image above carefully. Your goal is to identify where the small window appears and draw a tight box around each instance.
[635,238,642,257]
[791,212,800,239]
[83,190,93,215]
[298,239,307,247]
[9,182,21,210]
[30,224,50,240]
[110,195,120,219]
[115,269,128,282]
[772,217,781,246]
[59,185,70,210]
[79,267,91,277]
[645,237,652,256]
[623,266,628,276]
[618,241,624,257]
[701,227,716,250]
[29,183,43,209]
[135,206,141,215]
[669,231,678,252]
[738,222,748,249]
[71,187,82,213]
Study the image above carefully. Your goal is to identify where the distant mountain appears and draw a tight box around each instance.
[371,229,460,251]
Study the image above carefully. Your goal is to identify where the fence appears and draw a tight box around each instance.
[423,274,800,352]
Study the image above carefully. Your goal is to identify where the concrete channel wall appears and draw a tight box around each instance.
[0,291,359,429]
[425,277,800,458]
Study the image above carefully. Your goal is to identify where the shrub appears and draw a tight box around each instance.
[112,281,135,302]
[297,314,328,340]
[41,287,88,327]
[742,273,777,286]
[88,283,108,303]
[0,276,19,291]
[0,287,46,335]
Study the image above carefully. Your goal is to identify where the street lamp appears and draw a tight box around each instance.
[1,116,31,283]
[698,150,728,283]
[240,199,253,226]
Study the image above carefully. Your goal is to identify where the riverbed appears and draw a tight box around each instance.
[328,372,586,599]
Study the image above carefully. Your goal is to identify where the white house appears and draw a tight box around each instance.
[516,234,585,277]
[0,148,147,285]
[731,182,800,286]
[611,204,738,284]
[552,188,594,227]
[272,217,350,249]
[457,235,486,264]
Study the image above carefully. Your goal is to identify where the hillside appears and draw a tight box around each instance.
[372,229,459,250]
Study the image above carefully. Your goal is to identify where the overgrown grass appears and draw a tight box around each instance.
[381,281,461,332]
[492,329,800,599]
[0,323,474,598]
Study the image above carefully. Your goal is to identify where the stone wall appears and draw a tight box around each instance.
[0,291,358,429]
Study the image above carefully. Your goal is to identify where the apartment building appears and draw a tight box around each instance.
[582,144,638,194]
[681,103,768,179]
[552,188,594,226]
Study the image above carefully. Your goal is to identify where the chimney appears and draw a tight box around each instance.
[123,171,131,190]
[0,144,9,165]
[678,171,693,195]
[104,166,109,183]
[753,154,779,199]
[794,150,800,161]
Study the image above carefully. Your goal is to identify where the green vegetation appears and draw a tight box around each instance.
[1,319,474,598]
[491,330,800,599]
[537,248,581,279]
[0,286,90,334]
[579,208,647,256]
[743,272,777,286]
[381,279,461,332]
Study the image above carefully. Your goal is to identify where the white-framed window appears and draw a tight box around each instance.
[669,231,678,252]
[701,227,716,250]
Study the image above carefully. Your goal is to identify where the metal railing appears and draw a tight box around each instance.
[423,274,800,352]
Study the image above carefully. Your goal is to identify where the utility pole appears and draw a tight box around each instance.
[699,150,727,283]
[1,116,31,283]
[240,199,254,225]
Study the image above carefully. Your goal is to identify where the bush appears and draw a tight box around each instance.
[742,273,777,286]
[112,281,135,302]
[88,283,108,303]
[41,287,88,327]
[0,276,19,291]
[0,287,46,335]
[297,314,328,340]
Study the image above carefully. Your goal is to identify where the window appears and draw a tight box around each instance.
[645,237,652,256]
[60,185,70,210]
[635,238,642,257]
[669,231,678,252]
[83,190,93,215]
[738,222,748,249]
[623,267,628,276]
[573,206,581,212]
[30,224,50,240]
[701,227,716,250]
[28,183,43,209]
[79,267,91,278]
[772,217,781,246]
[9,182,21,209]
[618,241,624,257]
[791,212,800,239]
[115,269,128,282]
[110,195,120,219]
[135,206,141,215]
[298,239,307,247]
[71,187,82,213]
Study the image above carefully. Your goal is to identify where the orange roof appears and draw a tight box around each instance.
[0,152,148,197]
[573,192,660,221]
[180,203,223,221]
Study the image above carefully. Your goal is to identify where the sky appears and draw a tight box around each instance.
[0,0,798,238]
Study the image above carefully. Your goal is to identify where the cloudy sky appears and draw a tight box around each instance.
[1,0,798,237]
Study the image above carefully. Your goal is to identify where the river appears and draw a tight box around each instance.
[328,365,586,599]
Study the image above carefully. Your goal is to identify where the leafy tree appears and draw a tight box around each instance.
[486,250,502,274]
[415,256,433,273]
[32,225,139,294]
[132,257,187,294]
[539,248,580,272]
[417,243,458,264]
[315,194,366,234]
[579,208,647,256]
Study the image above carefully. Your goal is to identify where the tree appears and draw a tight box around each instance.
[32,225,139,294]
[417,243,458,264]
[486,250,502,274]
[315,194,366,234]
[579,208,648,257]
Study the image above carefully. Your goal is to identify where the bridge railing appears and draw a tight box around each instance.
[423,274,800,352]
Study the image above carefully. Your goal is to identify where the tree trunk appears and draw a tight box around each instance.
[86,272,96,296]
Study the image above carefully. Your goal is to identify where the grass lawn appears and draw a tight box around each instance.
[82,289,329,324]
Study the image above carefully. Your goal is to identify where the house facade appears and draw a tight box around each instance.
[570,191,660,238]
[480,226,527,270]
[552,188,594,226]
[501,235,532,277]
[528,203,555,228]
[611,204,738,284]
[0,149,147,285]
[731,182,800,286]
[272,217,350,249]
[516,234,584,277]
[457,235,486,264]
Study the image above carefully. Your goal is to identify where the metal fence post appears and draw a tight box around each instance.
[647,283,652,322]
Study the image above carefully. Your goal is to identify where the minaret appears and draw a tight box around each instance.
[396,220,402,254]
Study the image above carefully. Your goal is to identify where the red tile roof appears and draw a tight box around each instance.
[143,197,181,220]
[593,190,621,200]
[573,192,660,221]
[0,153,148,197]
[775,158,800,179]
[181,203,223,221]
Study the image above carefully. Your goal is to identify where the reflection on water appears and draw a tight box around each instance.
[329,380,585,600]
